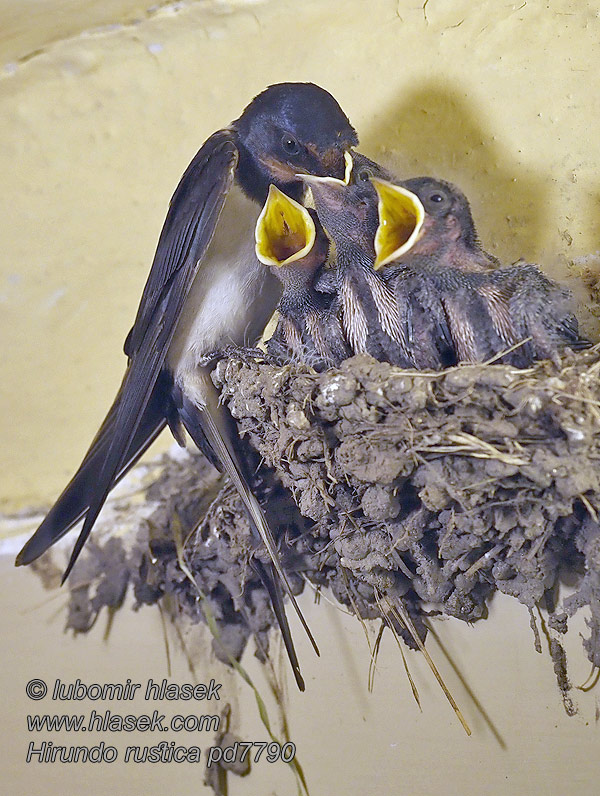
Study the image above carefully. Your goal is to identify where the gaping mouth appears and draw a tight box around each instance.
[372,178,425,269]
[255,185,316,266]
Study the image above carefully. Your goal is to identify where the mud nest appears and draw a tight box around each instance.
[59,347,600,697]
[214,348,600,667]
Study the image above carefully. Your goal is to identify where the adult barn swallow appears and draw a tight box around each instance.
[255,185,350,369]
[302,154,413,366]
[17,82,358,690]
[373,177,590,365]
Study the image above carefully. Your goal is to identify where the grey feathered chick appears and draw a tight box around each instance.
[255,185,349,370]
[374,176,590,366]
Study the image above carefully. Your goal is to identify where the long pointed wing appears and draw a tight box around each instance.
[254,560,306,691]
[15,374,167,566]
[177,380,319,660]
[126,129,239,356]
[62,130,239,579]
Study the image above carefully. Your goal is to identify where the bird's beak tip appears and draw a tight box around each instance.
[298,149,354,185]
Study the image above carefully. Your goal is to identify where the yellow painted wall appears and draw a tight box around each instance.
[0,0,153,63]
[1,0,599,513]
[2,4,600,795]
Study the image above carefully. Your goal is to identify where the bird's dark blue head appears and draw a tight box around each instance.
[234,82,358,203]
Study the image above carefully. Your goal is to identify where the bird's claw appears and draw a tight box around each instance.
[199,344,271,368]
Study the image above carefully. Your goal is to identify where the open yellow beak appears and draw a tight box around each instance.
[255,184,316,266]
[372,178,425,269]
[297,150,354,187]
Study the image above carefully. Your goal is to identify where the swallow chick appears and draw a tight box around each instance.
[255,185,350,370]
[373,176,590,366]
[17,82,359,690]
[301,154,414,366]
[485,262,591,365]
[373,176,499,366]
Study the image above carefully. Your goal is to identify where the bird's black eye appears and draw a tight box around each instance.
[356,169,371,183]
[429,193,444,203]
[281,135,300,156]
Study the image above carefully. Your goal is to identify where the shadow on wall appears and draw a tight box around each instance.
[359,81,552,265]
[587,192,600,258]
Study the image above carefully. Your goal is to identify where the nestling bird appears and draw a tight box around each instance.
[255,185,350,369]
[16,82,359,691]
[301,153,414,366]
[482,261,591,365]
[372,176,590,366]
[373,176,498,366]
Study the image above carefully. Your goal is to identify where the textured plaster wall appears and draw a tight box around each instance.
[1,0,599,513]
[2,4,600,796]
